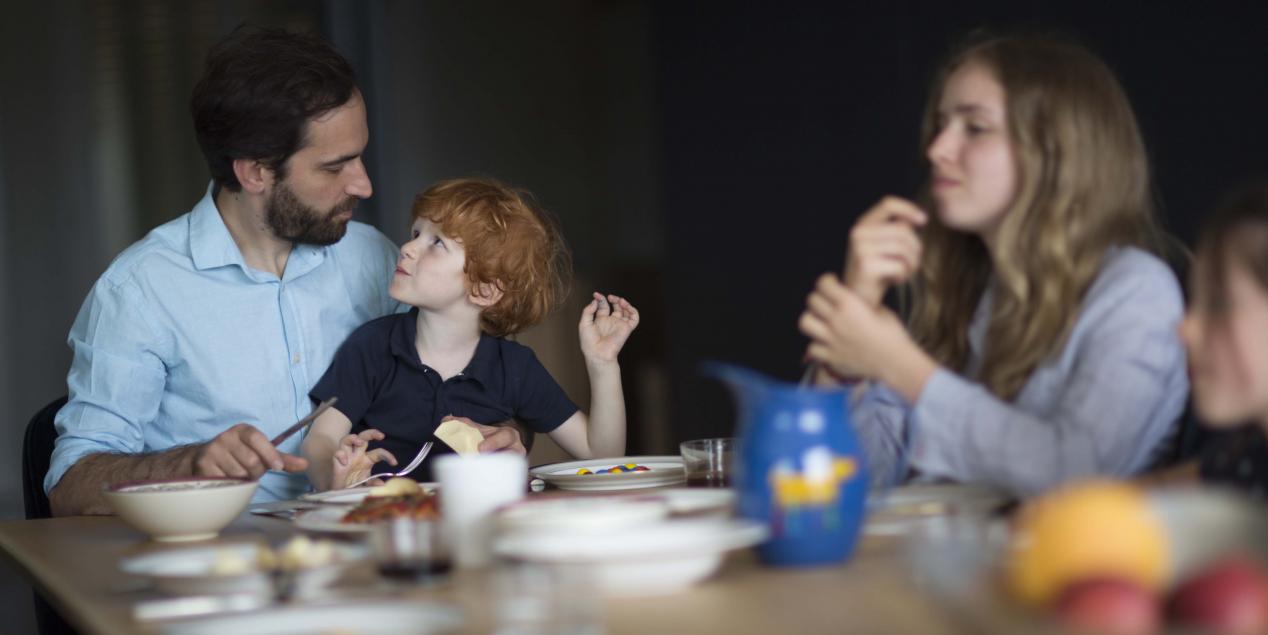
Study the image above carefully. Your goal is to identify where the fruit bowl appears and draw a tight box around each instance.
[903,484,1268,634]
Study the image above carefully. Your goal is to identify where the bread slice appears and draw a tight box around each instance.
[433,418,483,456]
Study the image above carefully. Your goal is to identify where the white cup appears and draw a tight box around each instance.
[435,453,528,568]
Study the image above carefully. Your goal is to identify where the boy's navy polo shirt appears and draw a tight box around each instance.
[310,308,578,481]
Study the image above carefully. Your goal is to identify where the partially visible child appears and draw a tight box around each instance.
[1180,182,1268,499]
[301,178,639,490]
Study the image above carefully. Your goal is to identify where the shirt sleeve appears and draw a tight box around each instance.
[904,264,1188,496]
[848,381,915,490]
[46,276,169,494]
[511,350,579,433]
[309,326,381,425]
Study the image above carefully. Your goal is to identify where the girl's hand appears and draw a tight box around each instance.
[844,197,927,306]
[579,292,640,364]
[332,428,397,489]
[799,273,922,381]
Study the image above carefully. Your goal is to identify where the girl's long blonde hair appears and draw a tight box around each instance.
[909,34,1165,400]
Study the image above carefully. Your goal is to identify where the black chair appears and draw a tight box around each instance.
[22,396,81,635]
[23,396,66,520]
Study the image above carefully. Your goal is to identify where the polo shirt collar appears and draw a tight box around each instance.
[389,308,500,388]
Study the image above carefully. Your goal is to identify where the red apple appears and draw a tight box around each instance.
[1055,577,1161,635]
[1170,557,1268,635]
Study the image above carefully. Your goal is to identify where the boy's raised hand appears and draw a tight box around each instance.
[579,292,640,363]
[333,428,397,489]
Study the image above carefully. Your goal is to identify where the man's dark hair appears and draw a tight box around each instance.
[190,26,357,192]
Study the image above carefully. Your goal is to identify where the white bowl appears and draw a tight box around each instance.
[495,518,766,597]
[103,478,258,542]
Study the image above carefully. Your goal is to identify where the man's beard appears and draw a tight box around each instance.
[265,182,356,246]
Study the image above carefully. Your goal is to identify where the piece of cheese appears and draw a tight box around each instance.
[367,476,422,498]
[434,418,483,456]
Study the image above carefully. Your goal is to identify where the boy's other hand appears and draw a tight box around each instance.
[191,423,307,479]
[446,416,527,455]
[579,292,640,364]
[333,428,396,489]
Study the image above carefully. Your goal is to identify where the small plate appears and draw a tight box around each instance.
[865,483,1011,536]
[292,506,377,534]
[156,600,462,635]
[299,482,439,505]
[529,456,685,491]
[120,542,365,597]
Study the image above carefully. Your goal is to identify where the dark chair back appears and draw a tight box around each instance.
[23,396,67,520]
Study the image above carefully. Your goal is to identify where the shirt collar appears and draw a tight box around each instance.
[187,182,327,280]
[189,183,248,272]
[389,307,500,387]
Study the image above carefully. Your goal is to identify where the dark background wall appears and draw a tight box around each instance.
[1,2,1267,631]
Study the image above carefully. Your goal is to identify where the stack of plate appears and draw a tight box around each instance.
[493,488,763,597]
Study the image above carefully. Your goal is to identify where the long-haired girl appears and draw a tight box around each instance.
[799,34,1187,496]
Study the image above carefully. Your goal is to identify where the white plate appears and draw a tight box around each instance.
[292,506,374,535]
[157,600,462,635]
[495,517,766,597]
[646,487,736,515]
[299,482,439,505]
[120,542,366,597]
[529,455,685,491]
[497,496,671,534]
[865,483,1011,536]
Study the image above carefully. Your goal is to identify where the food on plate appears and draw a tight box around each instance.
[577,463,650,475]
[1054,577,1161,635]
[210,536,338,575]
[1169,557,1268,635]
[342,489,440,524]
[277,535,336,570]
[209,549,255,576]
[433,418,483,455]
[1007,480,1169,607]
[367,476,423,498]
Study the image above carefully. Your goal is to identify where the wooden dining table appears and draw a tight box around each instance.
[0,491,1053,635]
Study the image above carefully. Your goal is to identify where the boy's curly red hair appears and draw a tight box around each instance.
[412,178,572,337]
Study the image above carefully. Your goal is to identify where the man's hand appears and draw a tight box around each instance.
[189,423,308,479]
[445,416,528,455]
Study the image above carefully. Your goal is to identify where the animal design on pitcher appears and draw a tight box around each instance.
[769,446,858,509]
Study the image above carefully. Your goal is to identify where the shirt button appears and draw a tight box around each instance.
[292,354,301,364]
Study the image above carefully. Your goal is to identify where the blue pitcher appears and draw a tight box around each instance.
[704,362,868,567]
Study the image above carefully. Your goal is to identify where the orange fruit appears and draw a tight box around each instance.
[1007,480,1170,607]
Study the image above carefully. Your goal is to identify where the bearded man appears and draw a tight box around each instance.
[45,27,528,515]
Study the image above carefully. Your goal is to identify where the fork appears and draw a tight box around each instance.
[344,441,433,489]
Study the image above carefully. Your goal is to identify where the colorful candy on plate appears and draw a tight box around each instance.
[577,464,651,475]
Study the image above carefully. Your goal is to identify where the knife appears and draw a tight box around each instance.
[269,397,338,446]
